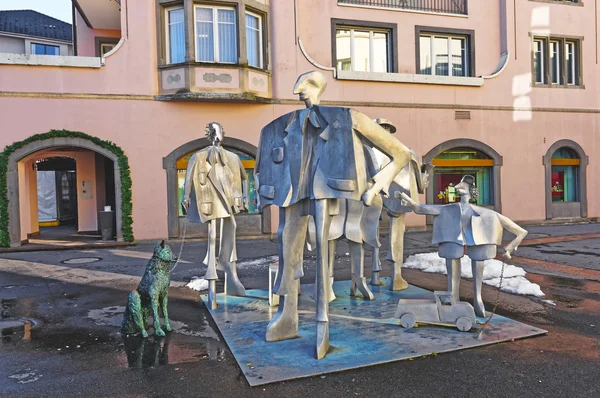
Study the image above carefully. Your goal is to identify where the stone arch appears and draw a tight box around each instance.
[422,138,503,224]
[163,137,270,238]
[542,139,589,219]
[6,136,124,246]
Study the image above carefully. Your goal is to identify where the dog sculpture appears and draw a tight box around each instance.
[122,240,176,337]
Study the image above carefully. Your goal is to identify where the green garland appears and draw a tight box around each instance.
[0,130,134,247]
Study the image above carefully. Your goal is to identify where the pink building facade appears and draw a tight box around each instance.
[0,0,597,247]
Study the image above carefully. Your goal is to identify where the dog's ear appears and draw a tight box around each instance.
[160,240,165,248]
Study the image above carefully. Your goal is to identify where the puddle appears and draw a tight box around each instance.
[123,333,226,369]
[1,298,16,319]
[87,306,220,341]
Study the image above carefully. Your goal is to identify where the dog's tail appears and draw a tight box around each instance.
[121,290,142,334]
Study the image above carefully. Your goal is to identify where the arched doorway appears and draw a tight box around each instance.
[423,139,503,224]
[543,140,588,219]
[4,134,128,247]
[163,137,270,239]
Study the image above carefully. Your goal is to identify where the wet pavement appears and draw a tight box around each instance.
[0,222,599,397]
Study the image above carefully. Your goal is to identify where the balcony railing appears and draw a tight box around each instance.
[338,0,468,15]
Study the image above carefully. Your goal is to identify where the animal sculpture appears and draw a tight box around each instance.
[122,241,176,337]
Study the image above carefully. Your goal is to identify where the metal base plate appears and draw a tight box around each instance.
[201,278,547,387]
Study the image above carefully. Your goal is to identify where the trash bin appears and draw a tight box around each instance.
[98,210,115,240]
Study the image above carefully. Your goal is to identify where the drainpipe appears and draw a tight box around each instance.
[72,2,77,56]
[481,0,509,79]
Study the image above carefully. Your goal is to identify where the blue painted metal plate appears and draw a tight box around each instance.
[202,278,547,386]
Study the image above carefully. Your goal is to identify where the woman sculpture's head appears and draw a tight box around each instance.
[205,122,224,144]
[455,175,479,202]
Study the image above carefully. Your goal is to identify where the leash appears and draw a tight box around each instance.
[171,218,188,272]
[475,259,505,329]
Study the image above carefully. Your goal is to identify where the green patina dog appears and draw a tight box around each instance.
[122,241,176,337]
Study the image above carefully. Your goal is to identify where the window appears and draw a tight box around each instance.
[533,36,581,87]
[335,26,391,73]
[166,7,185,64]
[31,43,59,55]
[533,39,546,84]
[431,148,493,206]
[246,11,263,68]
[195,6,237,63]
[418,33,470,77]
[95,37,121,57]
[550,147,580,203]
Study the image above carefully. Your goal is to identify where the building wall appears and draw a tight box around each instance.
[0,0,598,243]
[0,34,25,53]
[75,151,97,232]
[75,9,121,57]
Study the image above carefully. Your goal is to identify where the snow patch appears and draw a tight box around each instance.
[9,369,42,384]
[186,277,209,291]
[404,252,545,297]
[236,255,278,268]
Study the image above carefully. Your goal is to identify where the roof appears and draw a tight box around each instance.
[0,10,72,42]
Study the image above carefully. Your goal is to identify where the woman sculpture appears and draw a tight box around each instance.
[400,175,528,317]
[181,122,249,310]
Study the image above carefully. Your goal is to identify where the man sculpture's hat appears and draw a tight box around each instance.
[373,118,397,134]
[460,175,476,187]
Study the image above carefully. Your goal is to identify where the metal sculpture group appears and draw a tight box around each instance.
[124,71,527,361]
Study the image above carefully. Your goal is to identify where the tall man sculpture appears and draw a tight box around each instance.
[255,71,414,359]
[181,122,248,310]
[367,119,433,289]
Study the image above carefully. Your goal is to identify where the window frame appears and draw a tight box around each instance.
[528,0,583,6]
[245,10,264,69]
[165,5,186,64]
[415,26,475,78]
[31,43,60,56]
[331,18,398,74]
[193,4,239,64]
[531,35,583,88]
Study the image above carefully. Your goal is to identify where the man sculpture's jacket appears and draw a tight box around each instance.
[183,146,247,224]
[254,105,412,209]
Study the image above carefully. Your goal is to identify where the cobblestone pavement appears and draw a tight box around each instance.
[0,222,599,397]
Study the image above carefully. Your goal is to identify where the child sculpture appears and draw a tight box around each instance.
[400,175,528,317]
[181,122,249,310]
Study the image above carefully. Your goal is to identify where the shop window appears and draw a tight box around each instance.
[176,148,259,216]
[431,148,493,205]
[550,147,580,202]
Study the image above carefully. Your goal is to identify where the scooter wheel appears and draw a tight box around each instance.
[400,313,416,329]
[456,316,473,332]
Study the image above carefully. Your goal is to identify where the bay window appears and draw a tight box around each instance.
[161,2,268,70]
[166,7,185,64]
[246,11,263,68]
[195,6,237,63]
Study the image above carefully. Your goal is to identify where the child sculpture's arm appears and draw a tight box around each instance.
[399,192,442,216]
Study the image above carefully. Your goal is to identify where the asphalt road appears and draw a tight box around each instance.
[0,223,599,397]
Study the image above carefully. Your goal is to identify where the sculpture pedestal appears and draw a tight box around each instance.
[201,277,547,387]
